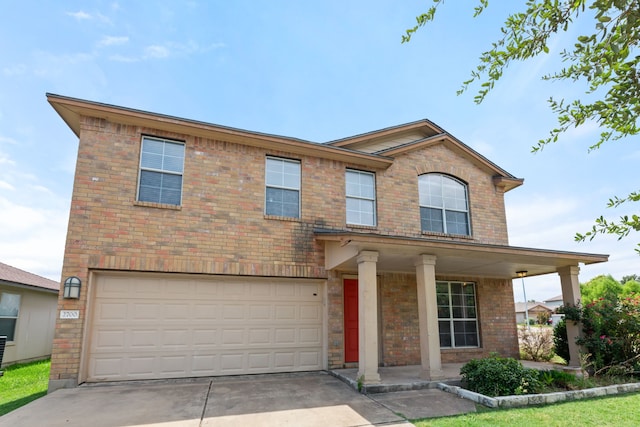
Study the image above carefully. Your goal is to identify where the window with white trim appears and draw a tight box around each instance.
[437,281,479,348]
[419,173,470,235]
[0,292,21,341]
[137,136,185,205]
[346,169,376,226]
[265,157,300,218]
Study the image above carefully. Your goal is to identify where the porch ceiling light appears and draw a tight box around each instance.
[63,276,82,299]
[516,270,528,278]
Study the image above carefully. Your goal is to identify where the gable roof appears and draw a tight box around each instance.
[0,261,59,293]
[514,302,553,313]
[46,93,393,170]
[327,119,524,192]
[47,94,523,191]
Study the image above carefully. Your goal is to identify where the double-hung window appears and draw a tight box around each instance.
[0,292,21,341]
[437,281,479,348]
[346,169,376,226]
[137,136,185,206]
[265,157,300,218]
[419,173,470,235]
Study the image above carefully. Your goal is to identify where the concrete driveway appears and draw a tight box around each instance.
[0,372,475,427]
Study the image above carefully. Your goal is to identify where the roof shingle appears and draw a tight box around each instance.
[0,261,59,292]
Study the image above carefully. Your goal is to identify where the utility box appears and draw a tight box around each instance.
[0,336,6,377]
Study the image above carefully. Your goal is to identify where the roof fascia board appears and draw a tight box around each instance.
[0,280,59,294]
[47,94,393,169]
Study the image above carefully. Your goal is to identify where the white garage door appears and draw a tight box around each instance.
[86,274,324,382]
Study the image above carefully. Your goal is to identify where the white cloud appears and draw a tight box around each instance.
[145,45,171,59]
[0,150,15,166]
[66,11,92,20]
[3,64,27,77]
[0,136,18,145]
[110,40,225,62]
[0,194,68,282]
[97,35,129,47]
[0,181,14,191]
[506,189,640,302]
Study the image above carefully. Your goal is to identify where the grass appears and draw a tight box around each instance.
[413,392,640,427]
[0,359,50,416]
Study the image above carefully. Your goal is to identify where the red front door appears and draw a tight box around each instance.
[344,279,359,362]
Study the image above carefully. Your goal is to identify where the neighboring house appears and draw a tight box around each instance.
[46,93,608,391]
[0,261,59,366]
[544,294,564,310]
[514,302,553,324]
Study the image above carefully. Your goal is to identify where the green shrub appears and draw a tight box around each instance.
[537,369,577,390]
[553,319,570,363]
[460,354,541,397]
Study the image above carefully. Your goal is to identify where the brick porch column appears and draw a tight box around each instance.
[558,265,582,367]
[415,254,444,380]
[357,250,380,384]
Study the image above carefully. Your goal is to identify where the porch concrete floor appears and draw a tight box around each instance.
[330,361,557,394]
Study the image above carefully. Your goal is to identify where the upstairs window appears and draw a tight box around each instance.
[265,157,300,218]
[138,136,185,205]
[419,173,470,235]
[437,281,479,348]
[346,169,376,226]
[0,292,20,341]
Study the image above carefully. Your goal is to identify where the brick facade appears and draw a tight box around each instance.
[50,98,522,386]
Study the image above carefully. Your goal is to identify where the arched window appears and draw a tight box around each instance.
[418,173,470,235]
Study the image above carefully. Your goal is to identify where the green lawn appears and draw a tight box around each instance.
[0,359,50,416]
[413,392,640,427]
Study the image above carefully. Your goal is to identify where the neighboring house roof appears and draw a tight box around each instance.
[514,302,553,313]
[0,261,59,293]
[544,294,563,303]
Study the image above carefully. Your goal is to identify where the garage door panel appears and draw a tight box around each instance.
[96,302,128,321]
[221,329,244,345]
[300,304,321,320]
[249,328,271,344]
[275,305,296,320]
[220,353,244,372]
[88,274,324,381]
[132,303,162,320]
[222,304,245,320]
[94,330,126,350]
[274,352,295,368]
[249,305,271,320]
[129,329,159,349]
[194,304,220,319]
[299,327,321,344]
[193,329,218,346]
[300,351,321,369]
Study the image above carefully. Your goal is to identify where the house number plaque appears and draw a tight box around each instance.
[60,310,80,319]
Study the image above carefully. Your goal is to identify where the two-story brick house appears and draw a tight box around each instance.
[47,93,607,391]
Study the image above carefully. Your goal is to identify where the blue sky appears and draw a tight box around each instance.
[1,1,638,302]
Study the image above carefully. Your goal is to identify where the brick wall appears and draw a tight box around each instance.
[379,273,421,366]
[327,273,519,369]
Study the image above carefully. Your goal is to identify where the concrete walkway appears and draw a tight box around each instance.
[0,371,477,427]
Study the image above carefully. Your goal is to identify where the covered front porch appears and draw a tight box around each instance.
[316,229,608,386]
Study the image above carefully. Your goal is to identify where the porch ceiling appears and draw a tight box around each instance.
[315,229,609,279]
